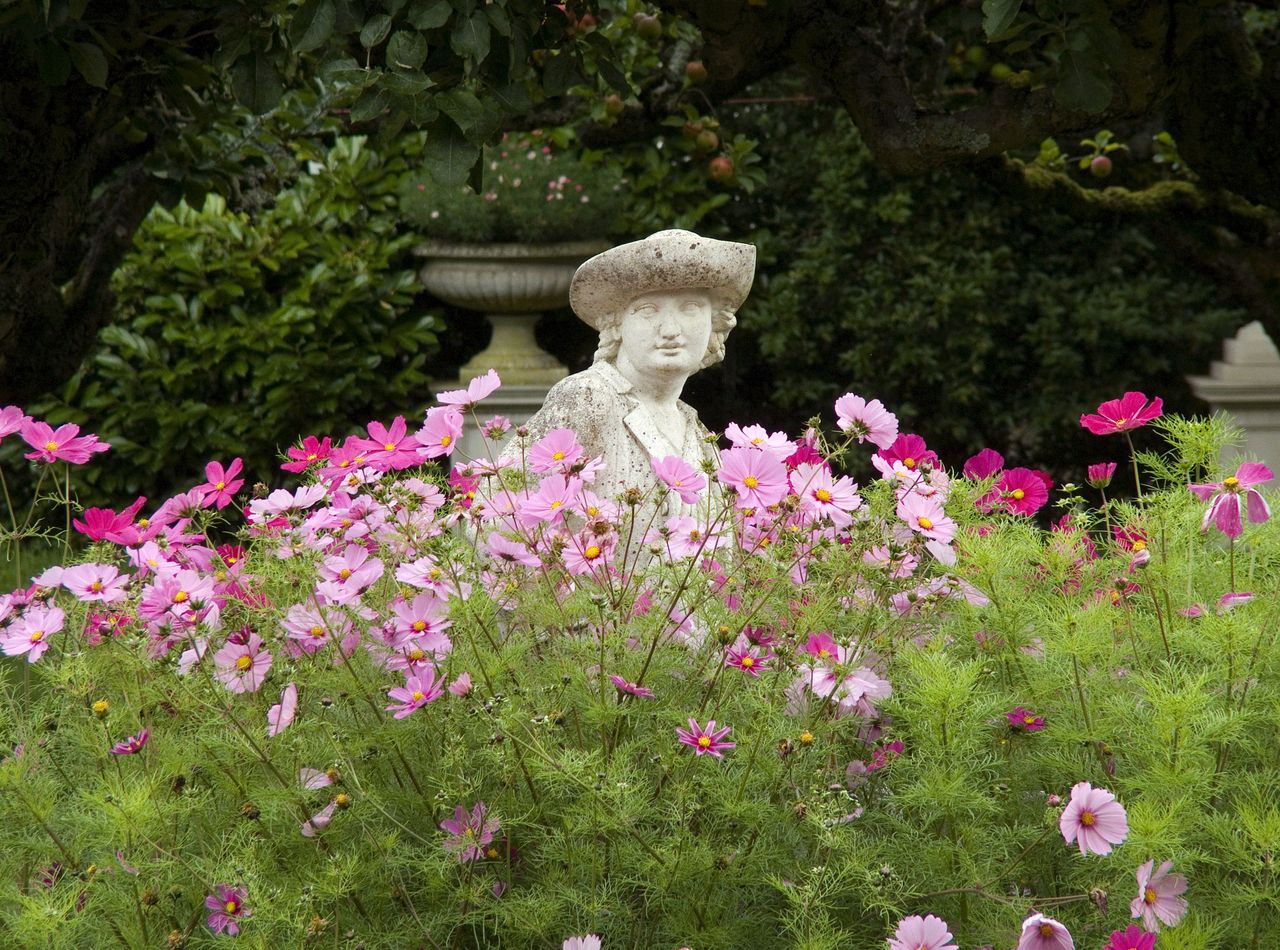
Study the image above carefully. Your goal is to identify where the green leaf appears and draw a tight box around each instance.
[230,51,283,114]
[581,32,632,95]
[360,13,393,49]
[289,0,337,54]
[387,30,429,69]
[490,82,532,114]
[382,68,432,95]
[349,87,390,122]
[483,4,511,37]
[68,42,108,88]
[435,88,500,142]
[981,0,1023,41]
[407,0,451,30]
[450,11,490,63]
[1054,50,1112,113]
[542,49,581,97]
[423,120,479,187]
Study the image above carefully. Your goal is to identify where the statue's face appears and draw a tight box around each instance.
[616,288,714,380]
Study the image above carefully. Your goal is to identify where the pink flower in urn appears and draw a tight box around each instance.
[1059,781,1129,856]
[1080,391,1163,435]
[1189,462,1273,539]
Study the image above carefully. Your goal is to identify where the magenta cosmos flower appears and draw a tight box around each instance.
[878,433,939,472]
[886,913,957,950]
[197,457,245,509]
[110,728,150,756]
[1088,462,1118,488]
[440,802,499,862]
[1189,462,1273,539]
[834,393,899,450]
[1017,913,1074,950]
[676,717,735,757]
[1104,925,1156,950]
[1131,858,1188,930]
[282,434,333,473]
[213,631,273,694]
[609,674,654,698]
[1059,781,1129,856]
[1006,706,1045,732]
[205,883,251,935]
[19,419,110,464]
[1080,392,1163,435]
[963,447,1004,479]
[717,446,789,509]
[985,467,1051,517]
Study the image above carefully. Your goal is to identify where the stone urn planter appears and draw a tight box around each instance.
[414,239,611,387]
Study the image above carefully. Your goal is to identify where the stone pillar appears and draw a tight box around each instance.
[1188,320,1280,467]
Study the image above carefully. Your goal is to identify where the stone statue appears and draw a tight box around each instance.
[517,229,756,504]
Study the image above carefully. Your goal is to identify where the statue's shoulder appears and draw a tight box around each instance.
[543,362,629,408]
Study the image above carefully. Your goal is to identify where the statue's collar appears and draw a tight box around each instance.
[590,360,697,459]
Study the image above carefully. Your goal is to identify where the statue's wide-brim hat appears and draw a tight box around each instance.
[569,229,756,331]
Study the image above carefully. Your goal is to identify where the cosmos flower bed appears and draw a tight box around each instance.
[0,380,1277,948]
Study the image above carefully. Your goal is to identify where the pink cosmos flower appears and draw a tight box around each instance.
[1017,913,1074,950]
[963,448,1004,479]
[440,802,499,861]
[1059,781,1129,856]
[563,533,615,576]
[791,462,861,527]
[833,393,898,449]
[528,428,585,473]
[301,800,338,838]
[609,674,654,698]
[385,669,446,718]
[358,417,422,471]
[20,420,110,464]
[60,563,130,604]
[281,603,348,655]
[213,631,273,693]
[415,406,464,459]
[448,672,473,697]
[267,683,298,737]
[676,717,735,757]
[1,604,65,662]
[1007,706,1045,732]
[983,467,1051,517]
[562,937,602,950]
[299,767,336,790]
[725,423,797,463]
[0,405,29,441]
[887,913,958,950]
[205,884,251,936]
[1217,591,1254,613]
[652,455,707,504]
[282,435,333,473]
[896,492,955,544]
[197,458,245,509]
[1103,925,1155,950]
[482,415,511,439]
[72,496,146,544]
[1088,462,1118,488]
[110,728,150,756]
[878,433,939,473]
[717,446,789,509]
[725,642,772,677]
[486,532,541,567]
[1189,462,1273,539]
[1131,859,1188,931]
[437,368,501,409]
[521,473,583,524]
[1080,391,1163,435]
[390,592,452,644]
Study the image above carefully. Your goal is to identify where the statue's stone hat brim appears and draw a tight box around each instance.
[569,229,756,331]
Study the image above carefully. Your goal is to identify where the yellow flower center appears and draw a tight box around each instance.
[549,500,562,509]
[384,442,396,452]
[341,518,353,528]
[486,847,499,859]
[138,518,150,528]
[697,736,712,748]
[552,450,565,460]
[903,456,916,468]
[743,476,759,489]
[339,568,351,579]
[741,656,755,668]
[818,648,829,658]
[584,545,601,560]
[1024,715,1036,725]
[44,440,58,452]
[411,690,424,702]
[1011,488,1025,500]
[215,481,226,490]
[1224,476,1240,488]
[750,437,764,446]
[917,516,933,530]
[90,581,103,591]
[1144,886,1158,904]
[814,488,832,502]
[309,625,324,638]
[29,630,44,642]
[440,435,452,447]
[413,620,427,632]
[225,900,239,914]
[1039,924,1054,937]
[1131,540,1147,551]
[799,731,814,745]
[306,453,317,461]
[173,591,189,603]
[1080,810,1096,826]
[235,655,252,671]
[409,648,425,661]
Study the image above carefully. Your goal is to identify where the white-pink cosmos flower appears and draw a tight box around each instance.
[896,492,955,544]
[436,368,501,409]
[724,422,797,463]
[1189,461,1273,539]
[1,604,65,662]
[717,446,789,509]
[790,462,861,528]
[528,428,584,474]
[415,406,464,459]
[562,938,601,950]
[267,683,298,737]
[833,393,898,449]
[61,563,130,603]
[887,913,957,950]
[1017,913,1074,950]
[651,455,707,504]
[1131,858,1188,930]
[1059,781,1129,856]
[213,632,273,693]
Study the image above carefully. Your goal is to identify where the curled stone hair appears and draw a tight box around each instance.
[591,295,738,370]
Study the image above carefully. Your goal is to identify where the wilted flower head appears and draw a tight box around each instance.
[1189,462,1273,539]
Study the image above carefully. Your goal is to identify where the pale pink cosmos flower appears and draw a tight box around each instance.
[20,420,110,464]
[301,800,337,838]
[204,884,250,936]
[213,631,273,693]
[482,415,511,439]
[717,446,789,509]
[267,683,298,737]
[1131,859,1188,930]
[896,492,955,544]
[1017,913,1074,950]
[653,516,722,559]
[1,604,65,662]
[886,913,957,950]
[60,563,130,604]
[299,767,335,790]
[1059,781,1129,856]
[724,422,797,463]
[448,672,473,697]
[440,802,499,862]
[281,603,350,654]
[389,592,452,644]
[1189,461,1273,539]
[486,532,541,567]
[1080,391,1163,435]
[563,533,615,576]
[436,368,501,409]
[415,406,464,459]
[652,455,707,504]
[528,428,584,473]
[0,405,30,441]
[521,473,583,524]
[676,717,735,757]
[834,393,899,449]
[791,462,861,527]
[197,458,245,509]
[562,937,601,950]
[386,669,446,718]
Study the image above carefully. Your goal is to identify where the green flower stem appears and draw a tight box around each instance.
[1125,431,1143,500]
